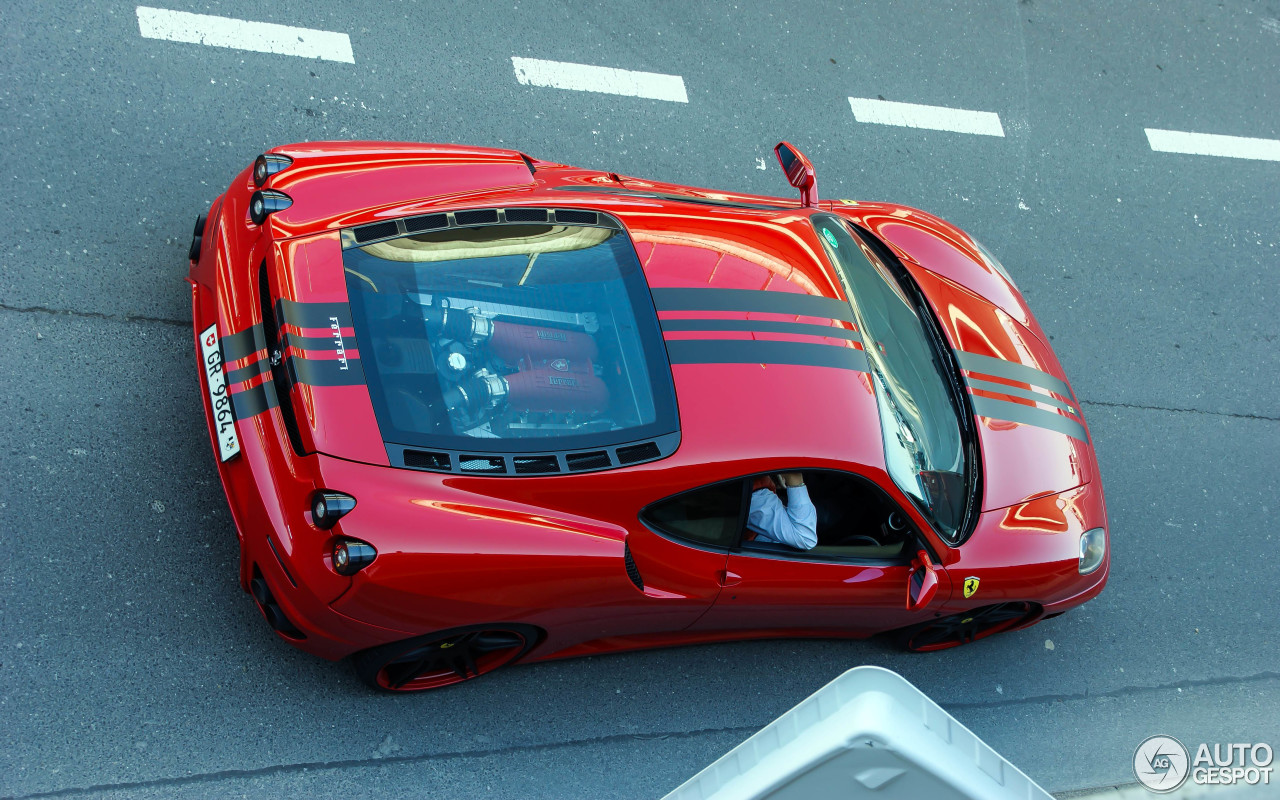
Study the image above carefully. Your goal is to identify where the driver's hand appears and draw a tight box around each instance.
[780,472,804,488]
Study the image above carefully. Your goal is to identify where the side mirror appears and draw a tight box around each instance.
[773,141,818,208]
[906,549,939,611]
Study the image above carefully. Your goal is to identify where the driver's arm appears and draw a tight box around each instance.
[746,475,818,550]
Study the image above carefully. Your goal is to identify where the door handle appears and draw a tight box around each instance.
[717,570,742,587]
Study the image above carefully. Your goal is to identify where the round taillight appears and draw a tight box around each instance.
[333,539,376,576]
[311,491,356,529]
[253,153,294,187]
[249,190,293,225]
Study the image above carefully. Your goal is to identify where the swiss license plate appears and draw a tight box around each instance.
[199,324,241,462]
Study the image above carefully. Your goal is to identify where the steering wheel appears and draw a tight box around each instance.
[833,534,882,547]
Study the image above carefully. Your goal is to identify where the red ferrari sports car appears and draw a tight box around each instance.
[187,141,1108,691]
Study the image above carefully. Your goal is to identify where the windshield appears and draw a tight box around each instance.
[343,216,677,453]
[811,214,970,541]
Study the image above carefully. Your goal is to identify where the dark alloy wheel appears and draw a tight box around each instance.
[897,602,1039,652]
[353,624,540,692]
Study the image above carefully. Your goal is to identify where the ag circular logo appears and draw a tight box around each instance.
[1134,735,1190,793]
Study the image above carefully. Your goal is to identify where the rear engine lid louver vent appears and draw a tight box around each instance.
[404,449,450,470]
[566,450,612,471]
[513,455,561,474]
[554,209,597,225]
[353,220,400,243]
[504,208,549,223]
[617,442,661,465]
[405,213,448,233]
[460,455,506,474]
[455,209,500,226]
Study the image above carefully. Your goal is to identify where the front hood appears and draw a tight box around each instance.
[906,264,1095,512]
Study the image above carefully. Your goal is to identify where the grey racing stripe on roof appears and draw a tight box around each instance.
[660,318,862,342]
[650,287,854,322]
[664,338,869,372]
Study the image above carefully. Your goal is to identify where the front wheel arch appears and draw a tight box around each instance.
[893,602,1041,652]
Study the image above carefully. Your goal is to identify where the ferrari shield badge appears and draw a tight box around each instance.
[963,576,980,599]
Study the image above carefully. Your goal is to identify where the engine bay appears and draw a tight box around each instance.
[342,219,672,449]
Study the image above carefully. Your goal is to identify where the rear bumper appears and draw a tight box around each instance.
[189,276,410,661]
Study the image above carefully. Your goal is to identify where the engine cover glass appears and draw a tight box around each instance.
[343,218,678,453]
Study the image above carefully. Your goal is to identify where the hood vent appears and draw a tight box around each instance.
[386,432,679,477]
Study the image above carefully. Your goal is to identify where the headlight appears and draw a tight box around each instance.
[1079,527,1106,574]
[971,237,1017,288]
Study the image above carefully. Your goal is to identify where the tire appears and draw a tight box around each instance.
[353,623,541,692]
[895,602,1039,652]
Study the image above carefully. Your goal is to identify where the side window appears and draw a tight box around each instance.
[642,479,745,549]
[743,470,915,561]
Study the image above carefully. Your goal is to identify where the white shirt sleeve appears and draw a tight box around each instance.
[747,485,818,550]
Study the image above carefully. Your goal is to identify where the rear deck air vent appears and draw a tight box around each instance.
[554,209,597,225]
[504,208,549,223]
[513,455,561,474]
[460,455,506,474]
[404,449,451,471]
[616,441,661,465]
[454,209,500,226]
[624,543,644,591]
[353,220,400,243]
[404,213,449,233]
[565,450,611,471]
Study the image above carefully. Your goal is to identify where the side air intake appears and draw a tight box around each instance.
[624,543,644,590]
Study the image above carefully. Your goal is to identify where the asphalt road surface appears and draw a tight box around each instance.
[2,2,1278,798]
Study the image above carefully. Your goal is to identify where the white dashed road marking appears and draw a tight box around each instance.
[1144,128,1280,162]
[512,57,688,103]
[848,97,1005,137]
[136,6,355,63]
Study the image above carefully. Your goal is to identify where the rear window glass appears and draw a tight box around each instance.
[343,218,677,453]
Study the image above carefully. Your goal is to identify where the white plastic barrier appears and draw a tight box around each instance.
[663,666,1053,800]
